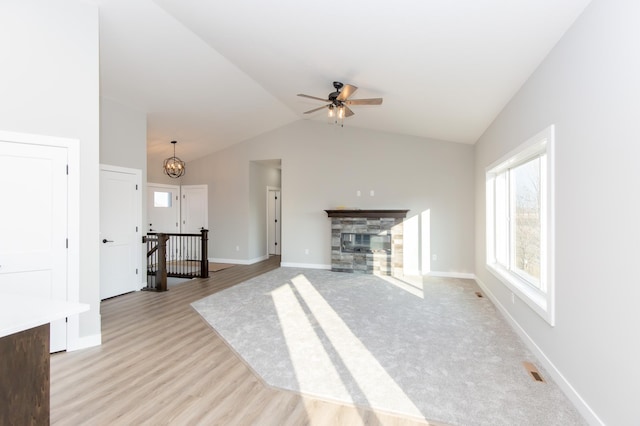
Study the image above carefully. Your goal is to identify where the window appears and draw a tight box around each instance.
[153,191,172,208]
[486,125,555,325]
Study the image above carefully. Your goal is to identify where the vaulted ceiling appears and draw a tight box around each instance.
[97,0,591,162]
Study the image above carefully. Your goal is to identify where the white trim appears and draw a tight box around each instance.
[485,124,555,326]
[0,130,90,350]
[66,332,102,352]
[426,271,476,280]
[147,181,181,190]
[474,276,604,426]
[100,164,143,291]
[404,268,476,279]
[280,262,331,270]
[485,125,553,173]
[209,254,269,265]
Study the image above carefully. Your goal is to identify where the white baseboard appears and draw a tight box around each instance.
[280,262,331,270]
[427,271,476,280]
[474,277,603,426]
[67,332,102,352]
[403,269,476,279]
[209,254,268,265]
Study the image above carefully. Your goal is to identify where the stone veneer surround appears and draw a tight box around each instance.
[325,210,408,276]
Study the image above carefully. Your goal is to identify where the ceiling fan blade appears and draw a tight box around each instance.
[344,106,355,117]
[336,84,358,101]
[344,98,383,106]
[297,94,329,102]
[303,105,329,114]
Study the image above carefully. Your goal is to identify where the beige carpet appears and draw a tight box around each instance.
[209,263,235,272]
[192,268,587,425]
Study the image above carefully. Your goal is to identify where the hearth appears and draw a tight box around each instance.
[325,209,409,276]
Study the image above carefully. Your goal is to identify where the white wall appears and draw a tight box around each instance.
[183,120,475,275]
[100,97,148,286]
[0,0,101,343]
[100,97,147,170]
[474,1,640,424]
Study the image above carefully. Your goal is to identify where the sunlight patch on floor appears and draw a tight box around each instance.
[378,274,425,299]
[273,273,423,418]
[271,282,350,399]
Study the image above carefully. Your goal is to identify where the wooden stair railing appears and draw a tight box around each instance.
[145,229,209,291]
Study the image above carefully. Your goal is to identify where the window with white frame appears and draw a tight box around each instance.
[486,125,555,325]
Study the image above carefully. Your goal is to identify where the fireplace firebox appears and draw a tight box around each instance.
[341,233,391,253]
[325,209,409,276]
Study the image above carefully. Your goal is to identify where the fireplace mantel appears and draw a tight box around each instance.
[324,209,409,219]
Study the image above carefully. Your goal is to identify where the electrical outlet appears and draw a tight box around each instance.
[432,254,437,261]
[236,245,240,251]
[305,249,309,255]
[370,190,375,196]
[356,190,361,197]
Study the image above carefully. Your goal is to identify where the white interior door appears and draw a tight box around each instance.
[100,166,141,300]
[147,183,180,234]
[268,188,281,255]
[181,185,208,233]
[0,139,68,352]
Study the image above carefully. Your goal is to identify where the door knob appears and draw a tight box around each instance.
[102,239,114,243]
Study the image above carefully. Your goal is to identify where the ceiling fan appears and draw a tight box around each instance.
[297,81,383,125]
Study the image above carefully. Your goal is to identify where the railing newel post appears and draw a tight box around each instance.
[201,229,209,278]
[156,233,168,291]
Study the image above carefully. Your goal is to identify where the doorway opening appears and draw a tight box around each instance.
[267,187,281,255]
[251,159,282,260]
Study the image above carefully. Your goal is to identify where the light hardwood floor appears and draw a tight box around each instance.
[50,256,434,426]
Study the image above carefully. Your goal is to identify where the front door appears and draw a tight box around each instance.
[100,166,141,300]
[147,183,180,262]
[147,183,180,234]
[0,139,68,352]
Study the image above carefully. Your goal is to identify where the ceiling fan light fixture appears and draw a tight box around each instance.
[298,81,383,128]
[337,105,345,127]
[163,140,185,178]
[327,104,335,124]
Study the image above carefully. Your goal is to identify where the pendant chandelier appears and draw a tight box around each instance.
[163,140,185,178]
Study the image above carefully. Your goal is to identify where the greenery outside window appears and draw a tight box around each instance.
[486,125,555,325]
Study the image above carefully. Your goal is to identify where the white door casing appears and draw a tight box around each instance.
[100,166,141,300]
[267,187,281,255]
[0,137,68,352]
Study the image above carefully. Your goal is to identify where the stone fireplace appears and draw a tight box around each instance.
[325,209,409,276]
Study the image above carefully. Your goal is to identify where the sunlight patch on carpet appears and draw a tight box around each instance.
[191,268,586,425]
[282,273,422,416]
[271,282,350,400]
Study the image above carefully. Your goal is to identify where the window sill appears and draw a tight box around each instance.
[486,263,555,326]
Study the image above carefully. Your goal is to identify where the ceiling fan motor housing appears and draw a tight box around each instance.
[328,81,344,100]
